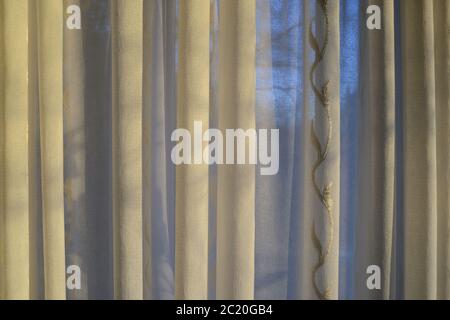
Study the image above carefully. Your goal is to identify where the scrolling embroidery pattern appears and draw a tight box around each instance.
[309,0,334,300]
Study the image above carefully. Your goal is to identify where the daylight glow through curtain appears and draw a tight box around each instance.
[0,0,449,300]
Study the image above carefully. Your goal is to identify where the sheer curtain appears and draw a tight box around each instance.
[0,0,449,300]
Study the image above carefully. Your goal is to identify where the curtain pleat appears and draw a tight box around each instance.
[208,0,219,300]
[0,0,4,300]
[297,0,315,299]
[81,0,114,299]
[28,0,44,300]
[356,0,395,300]
[255,0,297,300]
[160,0,177,300]
[143,0,176,300]
[434,0,450,300]
[37,0,66,300]
[111,0,143,300]
[0,0,31,299]
[142,0,157,300]
[63,0,88,300]
[216,0,256,300]
[400,0,438,299]
[175,0,210,299]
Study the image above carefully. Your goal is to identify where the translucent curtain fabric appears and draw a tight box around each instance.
[38,0,66,299]
[354,0,450,300]
[434,0,450,299]
[356,0,395,300]
[400,0,450,299]
[64,0,89,299]
[143,0,177,300]
[64,0,113,300]
[111,0,144,300]
[0,0,32,299]
[175,0,210,299]
[0,0,67,300]
[216,0,256,300]
[1,0,450,300]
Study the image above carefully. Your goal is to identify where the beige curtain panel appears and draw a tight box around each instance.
[0,0,449,300]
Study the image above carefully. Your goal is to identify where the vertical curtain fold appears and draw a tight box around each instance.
[208,0,219,300]
[161,0,177,300]
[63,0,88,300]
[80,0,114,299]
[142,0,156,300]
[400,0,438,299]
[175,0,210,300]
[0,0,31,299]
[1,0,449,301]
[143,0,176,300]
[0,0,4,300]
[434,0,450,300]
[356,0,395,300]
[111,0,144,300]
[37,0,66,300]
[28,0,44,300]
[216,0,256,300]
[297,0,315,299]
[255,0,297,300]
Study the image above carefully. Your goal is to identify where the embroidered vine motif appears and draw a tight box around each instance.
[309,0,334,300]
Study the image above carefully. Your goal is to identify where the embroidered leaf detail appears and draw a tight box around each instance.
[311,120,322,158]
